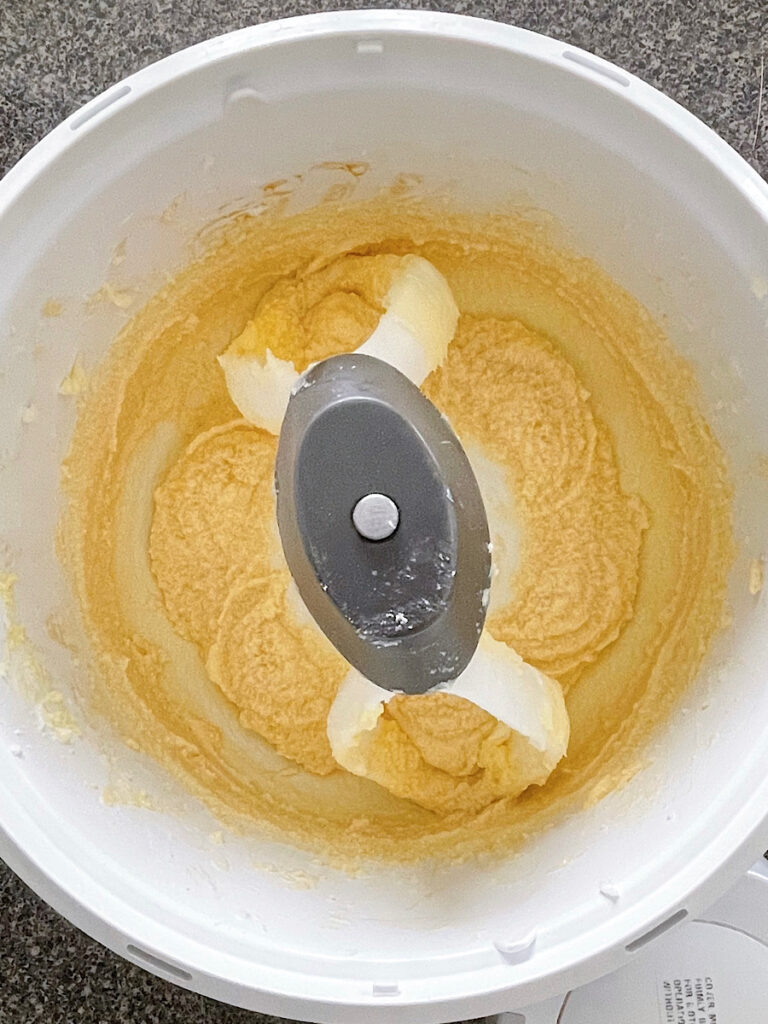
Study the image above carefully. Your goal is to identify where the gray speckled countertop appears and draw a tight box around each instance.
[0,2,765,1022]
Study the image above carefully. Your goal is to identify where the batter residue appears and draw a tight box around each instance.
[59,197,731,861]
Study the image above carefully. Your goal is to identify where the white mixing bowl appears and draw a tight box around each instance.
[1,11,767,1023]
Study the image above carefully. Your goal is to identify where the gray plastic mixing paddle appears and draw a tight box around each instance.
[274,353,491,695]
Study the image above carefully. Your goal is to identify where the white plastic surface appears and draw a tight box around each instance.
[1,11,768,1023]
[522,862,768,1023]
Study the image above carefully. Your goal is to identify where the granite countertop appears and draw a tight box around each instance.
[0,2,765,1022]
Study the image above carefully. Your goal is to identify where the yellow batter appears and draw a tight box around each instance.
[59,196,732,862]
